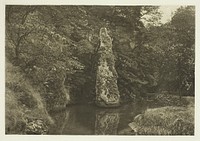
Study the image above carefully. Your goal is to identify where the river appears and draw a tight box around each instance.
[48,102,148,135]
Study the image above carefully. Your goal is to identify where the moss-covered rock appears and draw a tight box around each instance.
[25,118,48,134]
[95,28,120,107]
[128,98,194,135]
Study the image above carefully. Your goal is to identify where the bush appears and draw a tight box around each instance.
[5,61,53,134]
[148,93,190,107]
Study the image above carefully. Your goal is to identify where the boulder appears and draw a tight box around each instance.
[25,118,48,135]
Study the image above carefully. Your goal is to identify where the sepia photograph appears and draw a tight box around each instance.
[4,4,195,136]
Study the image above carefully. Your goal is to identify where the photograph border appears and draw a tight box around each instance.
[1,0,199,141]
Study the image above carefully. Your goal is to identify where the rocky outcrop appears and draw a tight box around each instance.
[25,119,48,134]
[95,27,120,107]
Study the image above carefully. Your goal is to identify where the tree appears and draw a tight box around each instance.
[6,5,167,105]
[6,5,86,109]
[6,6,37,62]
[171,6,195,96]
[144,6,195,97]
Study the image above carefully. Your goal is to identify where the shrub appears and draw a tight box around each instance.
[5,61,53,134]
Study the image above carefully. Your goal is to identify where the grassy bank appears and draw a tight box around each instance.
[5,61,53,134]
[127,95,194,135]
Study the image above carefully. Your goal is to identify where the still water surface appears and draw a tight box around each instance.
[48,102,148,135]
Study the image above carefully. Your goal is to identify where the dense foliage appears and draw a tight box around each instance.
[144,6,195,96]
[6,5,195,107]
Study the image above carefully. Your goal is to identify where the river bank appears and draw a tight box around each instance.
[5,61,53,134]
[122,94,194,135]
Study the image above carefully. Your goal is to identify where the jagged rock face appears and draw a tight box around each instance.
[95,27,120,107]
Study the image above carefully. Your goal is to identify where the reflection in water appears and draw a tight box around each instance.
[49,105,95,135]
[48,102,147,135]
[48,107,75,134]
[95,110,120,135]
